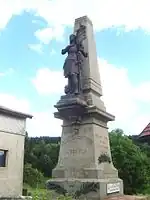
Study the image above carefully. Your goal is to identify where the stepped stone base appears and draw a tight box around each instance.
[47,178,123,200]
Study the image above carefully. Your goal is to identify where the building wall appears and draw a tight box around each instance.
[0,113,25,197]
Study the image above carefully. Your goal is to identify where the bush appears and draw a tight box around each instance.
[23,163,45,188]
[110,129,150,194]
[30,189,73,200]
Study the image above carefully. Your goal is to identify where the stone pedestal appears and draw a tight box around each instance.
[46,16,124,199]
[47,95,123,199]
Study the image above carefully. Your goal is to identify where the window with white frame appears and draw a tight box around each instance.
[0,150,7,167]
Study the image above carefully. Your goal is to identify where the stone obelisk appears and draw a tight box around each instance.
[47,16,123,200]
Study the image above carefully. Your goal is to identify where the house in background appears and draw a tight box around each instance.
[0,105,32,198]
[138,123,150,144]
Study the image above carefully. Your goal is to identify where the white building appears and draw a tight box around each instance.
[0,106,32,198]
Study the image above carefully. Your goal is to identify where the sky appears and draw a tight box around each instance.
[0,0,150,137]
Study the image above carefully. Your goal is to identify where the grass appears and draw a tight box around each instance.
[23,177,73,199]
[24,186,73,200]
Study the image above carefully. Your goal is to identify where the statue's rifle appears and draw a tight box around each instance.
[75,24,86,93]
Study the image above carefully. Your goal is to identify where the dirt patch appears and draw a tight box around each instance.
[105,195,148,200]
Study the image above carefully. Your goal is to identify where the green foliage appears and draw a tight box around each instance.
[110,129,150,194]
[29,188,73,200]
[24,134,60,177]
[23,163,44,188]
[31,189,53,200]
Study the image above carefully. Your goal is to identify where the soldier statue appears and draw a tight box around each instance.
[61,25,88,95]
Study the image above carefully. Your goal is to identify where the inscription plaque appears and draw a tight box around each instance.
[107,183,120,194]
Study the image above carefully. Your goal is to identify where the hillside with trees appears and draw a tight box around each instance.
[23,129,150,195]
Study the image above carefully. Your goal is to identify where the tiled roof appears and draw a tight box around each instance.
[0,105,32,119]
[139,123,150,137]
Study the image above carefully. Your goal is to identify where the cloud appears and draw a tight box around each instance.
[30,58,150,136]
[133,82,150,103]
[98,58,150,134]
[35,25,65,44]
[0,66,149,137]
[28,44,56,55]
[99,59,137,121]
[28,43,43,54]
[31,68,67,95]
[1,58,150,137]
[0,93,30,113]
[0,92,60,137]
[27,109,62,137]
[1,0,150,42]
[30,0,150,32]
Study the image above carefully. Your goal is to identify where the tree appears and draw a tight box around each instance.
[24,135,60,177]
[110,129,150,194]
[23,163,44,188]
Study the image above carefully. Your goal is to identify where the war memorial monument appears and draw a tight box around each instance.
[47,16,124,200]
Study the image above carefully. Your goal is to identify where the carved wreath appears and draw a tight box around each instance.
[98,153,111,164]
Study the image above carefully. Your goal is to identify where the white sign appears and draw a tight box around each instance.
[107,182,120,194]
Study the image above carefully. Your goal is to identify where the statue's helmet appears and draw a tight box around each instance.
[69,34,76,42]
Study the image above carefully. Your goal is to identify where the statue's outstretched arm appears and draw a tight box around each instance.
[61,46,69,55]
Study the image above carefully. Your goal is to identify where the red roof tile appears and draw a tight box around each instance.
[139,123,150,137]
